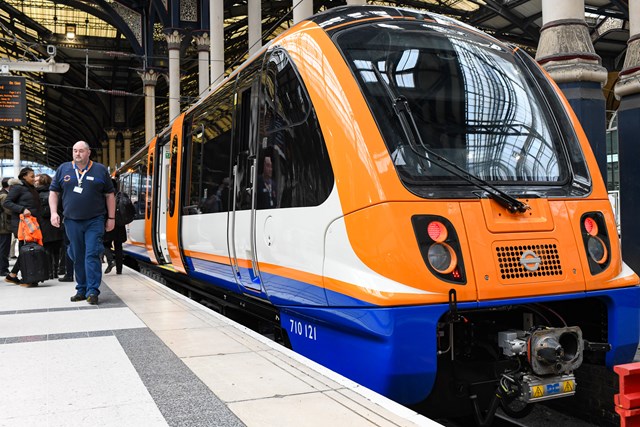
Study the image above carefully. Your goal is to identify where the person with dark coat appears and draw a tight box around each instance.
[104,179,126,275]
[0,178,12,275]
[3,167,42,285]
[36,174,65,279]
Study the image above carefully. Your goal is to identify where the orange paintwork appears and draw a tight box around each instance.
[144,137,158,264]
[127,18,637,307]
[283,22,637,304]
[480,198,554,233]
[166,114,187,274]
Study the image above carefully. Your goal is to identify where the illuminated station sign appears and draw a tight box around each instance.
[0,76,27,127]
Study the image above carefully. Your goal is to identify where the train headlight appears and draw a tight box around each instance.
[586,235,607,265]
[413,215,466,283]
[580,212,611,274]
[427,242,456,274]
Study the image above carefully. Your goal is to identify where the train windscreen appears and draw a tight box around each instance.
[334,21,587,196]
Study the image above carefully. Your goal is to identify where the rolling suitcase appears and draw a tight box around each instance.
[19,242,49,285]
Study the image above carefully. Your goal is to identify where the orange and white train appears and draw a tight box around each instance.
[117,5,640,422]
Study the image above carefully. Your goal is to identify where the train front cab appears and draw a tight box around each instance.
[287,10,640,419]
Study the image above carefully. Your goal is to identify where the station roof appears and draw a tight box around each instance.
[0,0,631,168]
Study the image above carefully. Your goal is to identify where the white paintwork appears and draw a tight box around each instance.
[127,218,146,246]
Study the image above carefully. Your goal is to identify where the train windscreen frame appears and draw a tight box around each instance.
[333,21,590,198]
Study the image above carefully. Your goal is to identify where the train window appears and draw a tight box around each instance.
[147,151,154,220]
[120,150,148,220]
[184,78,235,215]
[257,49,334,209]
[169,135,179,217]
[514,49,590,192]
[334,22,579,197]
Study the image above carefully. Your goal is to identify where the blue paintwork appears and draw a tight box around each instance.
[122,243,151,262]
[280,304,446,405]
[618,94,640,274]
[125,246,640,404]
[558,81,607,183]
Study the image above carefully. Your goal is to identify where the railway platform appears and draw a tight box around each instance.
[0,265,437,427]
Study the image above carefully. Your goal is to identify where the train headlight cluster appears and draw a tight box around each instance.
[412,216,466,284]
[580,213,611,273]
[427,242,457,274]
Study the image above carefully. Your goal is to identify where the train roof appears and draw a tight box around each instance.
[309,5,484,35]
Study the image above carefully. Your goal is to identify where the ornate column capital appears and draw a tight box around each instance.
[122,129,133,140]
[106,128,119,140]
[615,36,640,99]
[193,31,210,52]
[165,29,184,50]
[139,69,160,86]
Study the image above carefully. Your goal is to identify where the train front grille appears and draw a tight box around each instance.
[494,240,565,284]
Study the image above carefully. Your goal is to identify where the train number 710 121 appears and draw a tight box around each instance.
[289,319,317,341]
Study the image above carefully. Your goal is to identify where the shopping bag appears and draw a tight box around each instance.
[17,214,43,246]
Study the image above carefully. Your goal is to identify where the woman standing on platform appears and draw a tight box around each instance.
[36,174,64,279]
[3,167,41,285]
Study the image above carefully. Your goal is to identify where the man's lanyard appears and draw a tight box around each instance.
[73,160,93,188]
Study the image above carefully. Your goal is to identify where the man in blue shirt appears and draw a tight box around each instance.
[49,141,115,305]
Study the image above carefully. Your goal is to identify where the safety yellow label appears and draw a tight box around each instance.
[532,385,544,398]
[562,380,575,392]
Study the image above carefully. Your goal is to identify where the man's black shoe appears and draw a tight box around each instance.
[70,293,86,302]
[59,276,74,282]
[104,262,115,274]
[86,294,99,305]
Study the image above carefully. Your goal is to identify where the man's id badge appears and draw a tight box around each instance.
[73,186,83,194]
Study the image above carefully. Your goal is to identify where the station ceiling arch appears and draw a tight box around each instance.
[0,0,630,168]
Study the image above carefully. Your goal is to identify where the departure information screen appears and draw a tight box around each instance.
[0,76,26,126]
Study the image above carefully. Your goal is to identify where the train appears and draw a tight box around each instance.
[117,5,640,424]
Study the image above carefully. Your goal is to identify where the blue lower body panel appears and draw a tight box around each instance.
[279,286,640,405]
[280,304,448,405]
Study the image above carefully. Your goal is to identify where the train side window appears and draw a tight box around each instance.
[184,79,235,215]
[146,152,154,220]
[258,49,334,209]
[135,155,148,219]
[169,135,179,217]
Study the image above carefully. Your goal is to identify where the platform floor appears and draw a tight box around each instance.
[0,264,437,427]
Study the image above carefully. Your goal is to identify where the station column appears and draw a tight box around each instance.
[293,0,313,24]
[166,30,183,124]
[210,1,224,88]
[139,69,158,145]
[123,129,132,163]
[614,0,640,272]
[107,129,118,172]
[248,0,262,56]
[536,0,608,183]
[101,139,108,166]
[193,32,210,98]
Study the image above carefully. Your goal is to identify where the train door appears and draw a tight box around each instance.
[144,137,160,263]
[165,115,187,273]
[154,132,172,264]
[230,61,264,294]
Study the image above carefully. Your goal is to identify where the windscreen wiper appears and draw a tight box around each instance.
[370,64,530,214]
